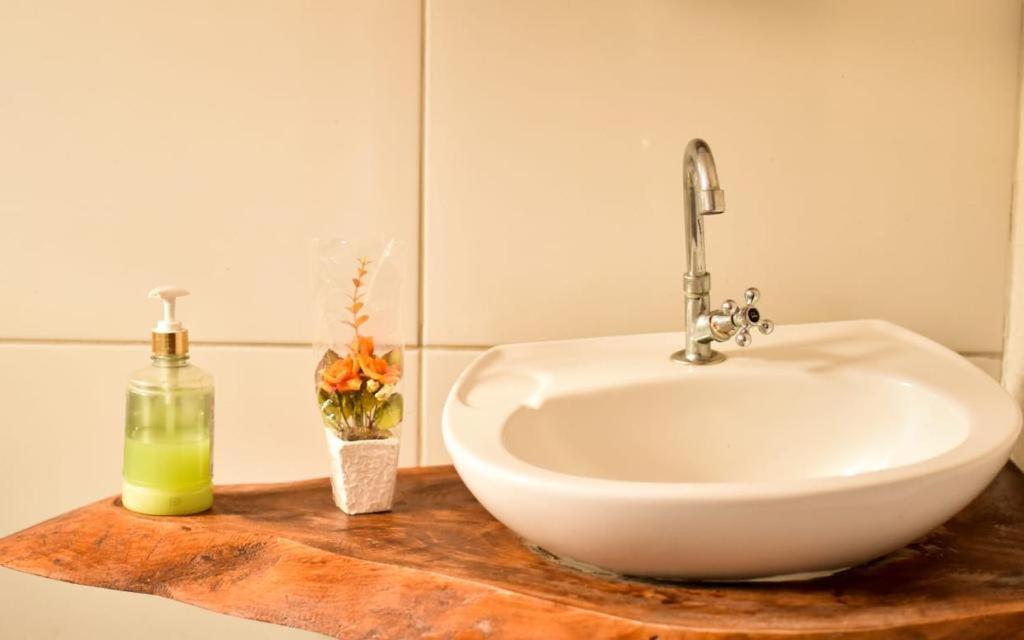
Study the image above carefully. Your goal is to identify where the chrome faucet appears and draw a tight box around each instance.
[671,139,773,365]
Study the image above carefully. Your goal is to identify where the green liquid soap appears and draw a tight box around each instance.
[123,286,214,516]
[123,437,212,512]
[122,382,214,515]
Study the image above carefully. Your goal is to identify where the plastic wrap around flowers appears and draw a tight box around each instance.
[316,257,403,441]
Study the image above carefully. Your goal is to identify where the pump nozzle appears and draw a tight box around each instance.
[147,286,191,357]
[148,286,190,332]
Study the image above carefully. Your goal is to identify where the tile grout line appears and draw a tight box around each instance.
[998,2,1024,386]
[416,0,429,467]
[420,343,494,351]
[0,337,311,349]
[0,337,1003,360]
[0,338,436,356]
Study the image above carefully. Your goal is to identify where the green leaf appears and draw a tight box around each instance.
[314,349,340,389]
[358,390,380,417]
[374,394,404,431]
[339,393,356,423]
[382,349,403,368]
[319,395,343,430]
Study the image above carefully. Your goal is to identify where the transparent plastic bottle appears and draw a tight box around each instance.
[122,287,214,515]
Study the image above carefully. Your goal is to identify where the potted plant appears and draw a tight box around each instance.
[315,256,404,514]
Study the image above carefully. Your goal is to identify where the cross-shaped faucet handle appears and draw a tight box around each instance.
[719,288,774,347]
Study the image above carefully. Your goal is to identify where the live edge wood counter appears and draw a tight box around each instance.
[2,467,1024,640]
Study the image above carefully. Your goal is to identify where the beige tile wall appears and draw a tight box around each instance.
[2,0,1022,636]
[421,348,482,465]
[423,0,1020,353]
[0,344,420,537]
[0,1,421,637]
[0,0,422,344]
[1002,13,1024,470]
[419,0,1021,466]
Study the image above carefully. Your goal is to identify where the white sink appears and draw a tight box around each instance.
[442,320,1021,580]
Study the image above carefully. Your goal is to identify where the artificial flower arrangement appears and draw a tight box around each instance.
[315,256,404,514]
[316,258,404,440]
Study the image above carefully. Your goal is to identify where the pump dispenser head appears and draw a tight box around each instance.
[148,286,190,356]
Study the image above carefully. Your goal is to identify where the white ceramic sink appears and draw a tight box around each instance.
[442,320,1021,580]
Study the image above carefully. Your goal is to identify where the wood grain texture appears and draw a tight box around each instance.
[2,465,1024,639]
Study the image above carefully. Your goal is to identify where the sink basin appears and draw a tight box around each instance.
[442,320,1021,580]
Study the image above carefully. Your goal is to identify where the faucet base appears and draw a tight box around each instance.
[670,348,726,365]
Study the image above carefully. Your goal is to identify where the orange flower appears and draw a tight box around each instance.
[358,353,401,385]
[320,356,363,394]
[350,334,374,358]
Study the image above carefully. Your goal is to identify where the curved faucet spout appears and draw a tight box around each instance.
[683,138,725,276]
[673,139,770,365]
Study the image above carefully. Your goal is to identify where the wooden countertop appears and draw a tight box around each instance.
[2,465,1024,639]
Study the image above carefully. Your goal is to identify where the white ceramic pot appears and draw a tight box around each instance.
[324,429,399,515]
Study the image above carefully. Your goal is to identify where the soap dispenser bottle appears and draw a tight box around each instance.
[122,286,215,515]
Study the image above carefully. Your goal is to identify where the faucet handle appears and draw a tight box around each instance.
[727,287,774,347]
